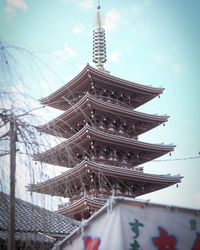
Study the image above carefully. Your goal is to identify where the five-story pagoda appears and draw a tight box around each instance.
[28,3,182,221]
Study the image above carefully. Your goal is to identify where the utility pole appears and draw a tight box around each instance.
[8,115,17,250]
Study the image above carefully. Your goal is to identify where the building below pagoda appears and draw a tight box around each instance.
[0,192,79,249]
[28,64,182,221]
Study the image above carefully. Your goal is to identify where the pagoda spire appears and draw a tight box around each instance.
[93,1,107,72]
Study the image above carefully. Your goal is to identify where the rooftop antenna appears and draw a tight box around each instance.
[93,0,107,72]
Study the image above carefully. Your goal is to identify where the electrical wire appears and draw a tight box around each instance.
[152,155,200,162]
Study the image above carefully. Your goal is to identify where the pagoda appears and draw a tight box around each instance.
[28,3,182,221]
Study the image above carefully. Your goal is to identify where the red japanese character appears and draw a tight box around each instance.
[83,236,101,250]
[192,233,200,250]
[152,227,177,250]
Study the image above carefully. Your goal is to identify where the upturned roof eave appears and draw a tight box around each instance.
[39,94,169,133]
[27,160,182,193]
[33,125,175,162]
[57,196,105,214]
[39,93,91,130]
[40,64,164,105]
[88,64,165,94]
[40,64,90,105]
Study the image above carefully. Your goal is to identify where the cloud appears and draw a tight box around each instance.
[53,43,78,61]
[4,5,16,16]
[72,22,85,35]
[131,0,151,14]
[63,0,93,10]
[6,0,28,10]
[4,0,28,17]
[64,44,78,58]
[80,0,93,9]
[131,3,142,14]
[154,52,162,63]
[105,9,121,31]
[40,81,51,92]
[109,51,122,62]
[172,63,184,74]
[53,50,63,57]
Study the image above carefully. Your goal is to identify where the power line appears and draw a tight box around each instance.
[152,155,200,162]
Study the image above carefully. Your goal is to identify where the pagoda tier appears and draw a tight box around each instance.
[57,197,106,220]
[33,125,175,168]
[38,93,168,139]
[40,64,164,110]
[28,160,181,200]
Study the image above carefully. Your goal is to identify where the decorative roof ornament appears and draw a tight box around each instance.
[93,1,108,72]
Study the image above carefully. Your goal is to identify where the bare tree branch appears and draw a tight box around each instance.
[0,152,9,157]
[0,131,9,140]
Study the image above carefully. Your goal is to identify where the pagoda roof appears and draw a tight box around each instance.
[40,64,164,110]
[33,125,175,167]
[57,196,105,218]
[39,93,168,138]
[28,160,181,197]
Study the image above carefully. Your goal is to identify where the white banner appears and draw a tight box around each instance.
[59,199,200,250]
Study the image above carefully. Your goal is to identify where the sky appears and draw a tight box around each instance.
[0,0,200,209]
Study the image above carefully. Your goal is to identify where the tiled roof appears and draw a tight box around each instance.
[0,230,55,243]
[0,192,79,243]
